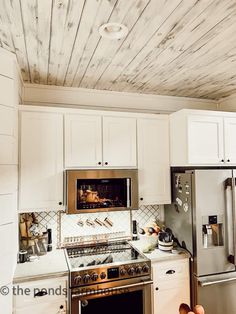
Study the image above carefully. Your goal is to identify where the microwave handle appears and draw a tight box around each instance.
[127,178,131,207]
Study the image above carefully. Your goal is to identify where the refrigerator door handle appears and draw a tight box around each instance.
[232,176,236,266]
[199,276,236,287]
[225,181,234,264]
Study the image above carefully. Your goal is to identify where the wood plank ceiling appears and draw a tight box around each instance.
[1,0,236,99]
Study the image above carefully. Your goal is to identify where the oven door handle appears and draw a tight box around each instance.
[72,280,153,299]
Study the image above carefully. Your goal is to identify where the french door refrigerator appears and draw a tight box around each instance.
[165,169,236,314]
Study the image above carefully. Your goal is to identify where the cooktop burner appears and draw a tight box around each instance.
[66,241,144,269]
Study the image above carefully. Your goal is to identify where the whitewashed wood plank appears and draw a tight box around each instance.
[47,0,69,85]
[127,0,236,93]
[0,2,15,52]
[55,0,85,85]
[78,0,149,88]
[37,0,52,84]
[1,0,30,82]
[20,0,40,83]
[71,0,119,87]
[64,0,102,87]
[145,18,236,96]
[109,0,214,92]
[93,0,182,90]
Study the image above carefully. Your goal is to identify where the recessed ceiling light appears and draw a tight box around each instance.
[99,23,128,40]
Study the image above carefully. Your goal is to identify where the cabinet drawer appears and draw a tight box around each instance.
[14,277,67,309]
[153,259,189,282]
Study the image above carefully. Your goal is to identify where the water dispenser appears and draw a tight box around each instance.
[202,215,224,248]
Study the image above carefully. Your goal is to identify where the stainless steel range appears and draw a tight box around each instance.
[65,240,152,314]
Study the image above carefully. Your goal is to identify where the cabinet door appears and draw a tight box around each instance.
[188,115,224,164]
[65,114,102,167]
[153,259,190,314]
[20,111,63,212]
[224,117,236,164]
[137,117,170,205]
[103,116,137,167]
[14,300,66,314]
[153,279,190,314]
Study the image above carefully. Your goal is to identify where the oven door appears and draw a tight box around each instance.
[70,279,152,314]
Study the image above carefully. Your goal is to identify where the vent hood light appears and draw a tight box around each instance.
[99,23,128,40]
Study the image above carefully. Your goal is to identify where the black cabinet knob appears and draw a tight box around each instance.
[98,162,102,165]
[104,162,108,165]
[58,202,62,205]
[155,287,159,291]
[140,197,143,201]
[221,159,224,162]
[60,305,64,309]
[227,159,230,162]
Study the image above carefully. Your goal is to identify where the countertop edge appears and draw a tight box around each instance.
[13,271,69,284]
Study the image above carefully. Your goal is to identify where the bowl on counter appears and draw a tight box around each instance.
[138,234,158,253]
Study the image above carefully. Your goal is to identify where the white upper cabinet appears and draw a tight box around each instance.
[188,115,224,164]
[20,111,64,212]
[137,116,171,205]
[170,109,236,166]
[65,114,102,167]
[65,113,137,168]
[224,117,236,164]
[103,116,137,167]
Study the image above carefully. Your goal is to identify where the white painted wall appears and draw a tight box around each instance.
[23,83,217,113]
[218,94,236,112]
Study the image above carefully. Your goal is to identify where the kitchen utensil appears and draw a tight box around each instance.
[18,250,28,263]
[47,228,52,252]
[104,217,113,227]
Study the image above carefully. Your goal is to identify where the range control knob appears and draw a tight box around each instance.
[91,272,99,281]
[74,275,82,285]
[142,264,150,273]
[83,274,90,283]
[135,266,142,274]
[127,267,135,276]
[100,272,106,280]
[120,268,126,276]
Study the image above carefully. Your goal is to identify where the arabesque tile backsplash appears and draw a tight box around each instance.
[33,205,164,248]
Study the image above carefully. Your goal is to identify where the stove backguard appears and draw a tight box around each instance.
[66,170,138,214]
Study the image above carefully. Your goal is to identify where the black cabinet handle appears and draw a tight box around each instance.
[34,290,48,297]
[221,159,224,162]
[58,201,62,205]
[140,197,143,201]
[59,305,64,309]
[155,287,159,291]
[227,159,230,162]
[98,162,102,165]
[104,162,108,165]
[166,269,176,275]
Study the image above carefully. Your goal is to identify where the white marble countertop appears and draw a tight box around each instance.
[14,249,69,283]
[130,240,190,263]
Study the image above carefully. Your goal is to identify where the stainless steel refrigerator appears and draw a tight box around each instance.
[165,169,236,314]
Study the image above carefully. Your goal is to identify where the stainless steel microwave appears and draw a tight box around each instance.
[66,169,138,214]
